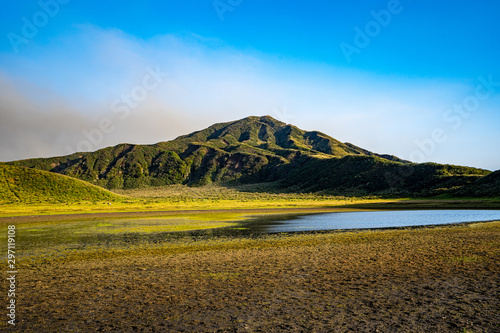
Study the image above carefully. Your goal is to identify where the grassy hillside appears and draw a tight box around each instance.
[272,155,489,196]
[0,163,121,204]
[7,116,491,196]
[455,170,500,197]
[8,116,407,189]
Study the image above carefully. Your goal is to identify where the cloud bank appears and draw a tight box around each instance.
[1,25,499,170]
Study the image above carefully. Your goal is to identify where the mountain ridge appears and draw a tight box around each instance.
[7,116,491,196]
[456,170,500,197]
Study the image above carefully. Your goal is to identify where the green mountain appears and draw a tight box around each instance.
[455,170,500,197]
[7,116,491,196]
[0,163,120,204]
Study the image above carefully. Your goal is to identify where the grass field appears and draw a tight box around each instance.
[2,221,499,332]
[1,184,499,331]
[2,184,499,217]
[0,184,392,217]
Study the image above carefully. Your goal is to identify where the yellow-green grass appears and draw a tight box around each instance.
[0,184,395,217]
[62,218,234,234]
[7,212,252,234]
[75,217,239,234]
[0,163,121,204]
[7,220,499,265]
[1,184,499,217]
[0,211,264,260]
[0,199,372,216]
[3,196,500,218]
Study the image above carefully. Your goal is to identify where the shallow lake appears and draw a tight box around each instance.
[247,209,500,233]
[8,210,500,254]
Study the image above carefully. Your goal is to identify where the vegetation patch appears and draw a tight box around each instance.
[0,163,120,204]
[2,221,498,332]
[446,256,483,263]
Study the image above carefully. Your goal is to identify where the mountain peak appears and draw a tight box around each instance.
[243,115,287,126]
[174,115,363,156]
[8,115,490,194]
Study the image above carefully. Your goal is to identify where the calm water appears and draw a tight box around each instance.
[251,210,500,233]
[8,210,500,254]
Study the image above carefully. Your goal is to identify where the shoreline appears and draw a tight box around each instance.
[2,199,500,223]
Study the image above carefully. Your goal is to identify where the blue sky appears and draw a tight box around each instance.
[1,0,499,170]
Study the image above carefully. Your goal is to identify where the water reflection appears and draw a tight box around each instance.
[259,209,500,233]
[11,210,500,252]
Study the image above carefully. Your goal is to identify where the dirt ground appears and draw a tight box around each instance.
[4,222,500,332]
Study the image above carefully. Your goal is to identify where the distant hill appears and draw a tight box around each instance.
[7,116,491,196]
[0,163,120,204]
[275,155,490,196]
[455,170,500,197]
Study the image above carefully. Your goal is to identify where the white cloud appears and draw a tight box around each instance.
[0,25,498,170]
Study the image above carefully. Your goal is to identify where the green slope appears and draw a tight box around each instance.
[7,116,491,196]
[455,170,500,197]
[0,164,121,204]
[8,116,409,189]
[276,155,489,196]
